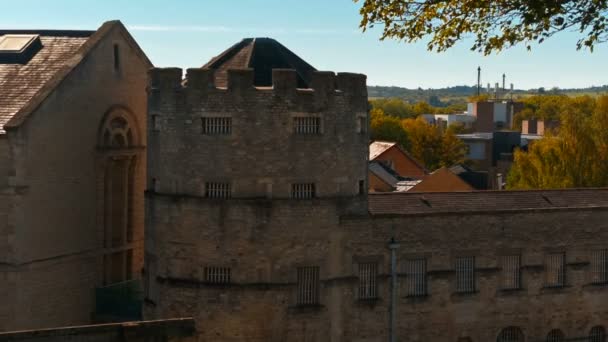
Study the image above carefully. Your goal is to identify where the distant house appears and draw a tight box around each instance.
[368,141,426,192]
[369,141,426,177]
[409,167,474,192]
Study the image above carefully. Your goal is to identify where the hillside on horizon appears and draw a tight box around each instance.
[368,84,608,106]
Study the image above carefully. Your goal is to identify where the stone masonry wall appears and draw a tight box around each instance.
[146,196,608,342]
[1,25,149,331]
[147,68,368,201]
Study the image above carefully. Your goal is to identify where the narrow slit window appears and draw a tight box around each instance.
[455,256,475,293]
[358,180,365,195]
[204,267,231,284]
[202,117,232,135]
[113,44,120,71]
[358,116,367,134]
[151,115,160,131]
[358,262,378,300]
[294,117,321,135]
[291,183,315,199]
[501,255,521,290]
[405,258,427,297]
[297,266,320,305]
[205,182,231,199]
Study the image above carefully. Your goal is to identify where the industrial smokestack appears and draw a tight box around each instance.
[487,83,491,94]
[477,66,481,96]
[495,82,499,99]
[502,73,506,90]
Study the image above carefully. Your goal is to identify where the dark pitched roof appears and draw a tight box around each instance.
[368,188,608,216]
[0,21,152,134]
[202,37,317,88]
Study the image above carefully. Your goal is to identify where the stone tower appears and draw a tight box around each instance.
[144,38,368,340]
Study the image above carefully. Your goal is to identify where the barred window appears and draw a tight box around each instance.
[297,266,320,305]
[546,329,564,342]
[204,267,231,284]
[501,255,521,289]
[455,256,475,293]
[545,252,566,287]
[294,116,321,135]
[292,183,315,199]
[202,117,232,135]
[590,326,606,342]
[358,263,378,299]
[591,249,608,284]
[205,182,231,199]
[497,327,524,342]
[405,258,427,297]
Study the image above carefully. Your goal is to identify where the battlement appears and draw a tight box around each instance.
[148,67,367,97]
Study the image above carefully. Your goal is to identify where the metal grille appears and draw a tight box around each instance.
[204,267,231,284]
[294,117,321,134]
[590,326,606,342]
[455,256,475,293]
[546,329,564,342]
[297,266,320,305]
[405,258,427,297]
[205,182,231,199]
[497,326,524,342]
[591,249,608,284]
[291,183,315,199]
[358,263,378,299]
[202,117,232,135]
[545,252,566,287]
[501,255,521,289]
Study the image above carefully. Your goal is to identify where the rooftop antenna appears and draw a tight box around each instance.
[477,66,481,96]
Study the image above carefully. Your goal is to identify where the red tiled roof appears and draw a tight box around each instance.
[368,188,608,215]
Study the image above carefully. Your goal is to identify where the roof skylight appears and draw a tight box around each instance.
[0,34,42,64]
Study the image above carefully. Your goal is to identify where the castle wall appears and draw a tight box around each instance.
[146,195,608,341]
[147,68,368,201]
[1,26,149,331]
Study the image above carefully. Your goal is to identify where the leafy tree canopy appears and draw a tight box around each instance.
[507,95,608,189]
[355,0,608,54]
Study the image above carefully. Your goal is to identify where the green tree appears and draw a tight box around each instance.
[440,130,467,167]
[355,0,608,54]
[507,95,608,189]
[370,108,410,149]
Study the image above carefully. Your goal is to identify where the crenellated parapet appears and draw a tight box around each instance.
[148,67,367,98]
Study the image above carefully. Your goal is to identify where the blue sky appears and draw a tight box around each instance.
[3,0,607,89]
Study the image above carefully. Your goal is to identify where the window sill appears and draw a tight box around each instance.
[288,304,325,314]
[451,290,478,297]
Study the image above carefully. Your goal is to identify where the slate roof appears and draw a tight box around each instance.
[202,37,317,88]
[0,32,90,134]
[0,21,151,135]
[368,188,608,216]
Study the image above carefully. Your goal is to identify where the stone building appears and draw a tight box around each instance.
[0,21,151,331]
[144,39,608,341]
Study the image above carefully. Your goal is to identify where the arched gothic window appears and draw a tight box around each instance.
[497,327,524,342]
[590,326,606,342]
[97,107,140,286]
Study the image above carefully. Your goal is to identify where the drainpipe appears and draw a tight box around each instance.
[388,237,400,342]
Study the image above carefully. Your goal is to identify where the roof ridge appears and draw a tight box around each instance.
[0,30,94,37]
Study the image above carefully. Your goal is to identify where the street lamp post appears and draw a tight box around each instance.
[388,237,400,342]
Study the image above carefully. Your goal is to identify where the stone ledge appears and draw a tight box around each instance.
[0,318,196,341]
